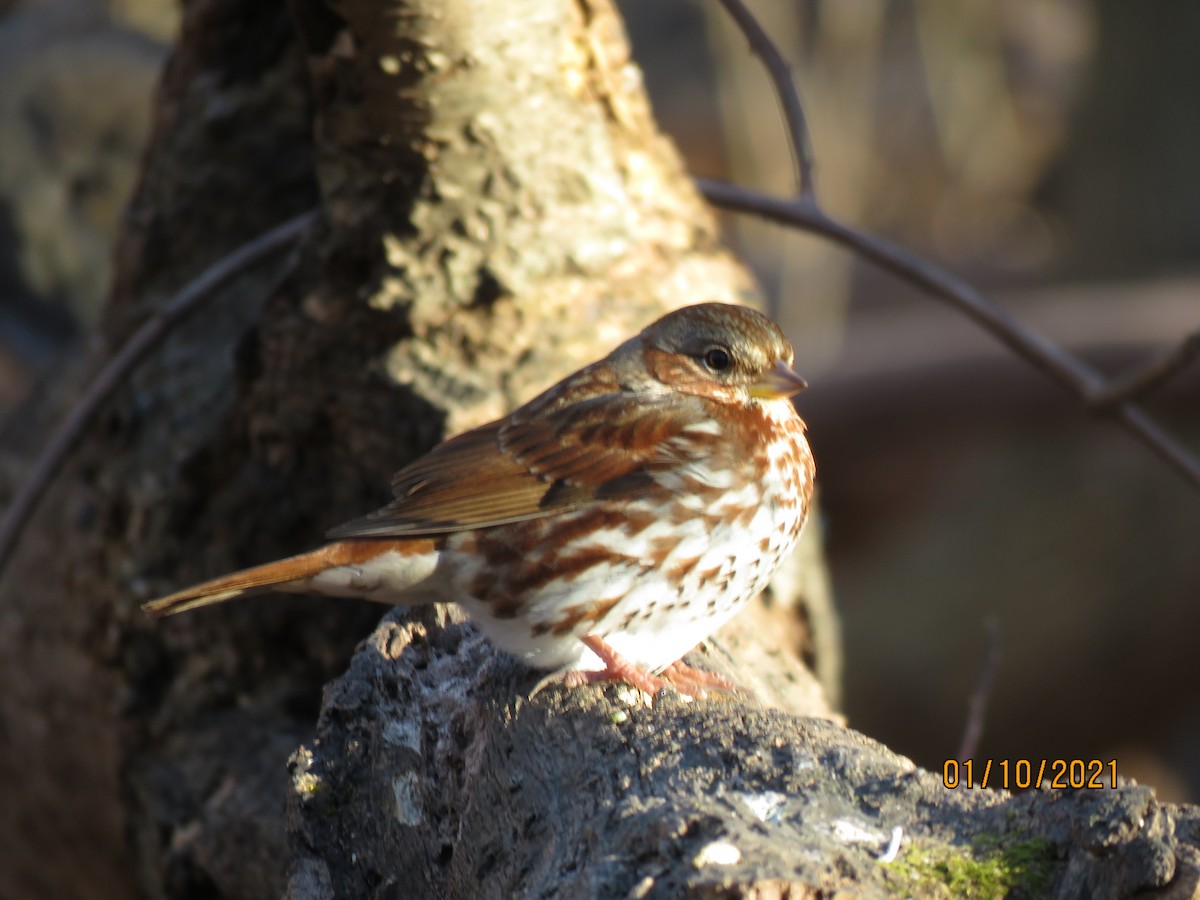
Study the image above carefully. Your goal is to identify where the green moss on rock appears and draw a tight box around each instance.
[883,834,1056,899]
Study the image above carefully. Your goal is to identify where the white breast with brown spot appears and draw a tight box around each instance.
[447,397,813,674]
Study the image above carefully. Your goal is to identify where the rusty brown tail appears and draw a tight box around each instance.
[141,539,399,617]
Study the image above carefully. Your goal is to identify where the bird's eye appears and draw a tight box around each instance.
[703,346,732,372]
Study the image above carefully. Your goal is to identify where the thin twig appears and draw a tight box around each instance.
[698,177,1200,492]
[1090,328,1200,410]
[713,0,818,202]
[958,617,1001,762]
[698,180,1100,393]
[0,209,320,575]
[707,0,1200,493]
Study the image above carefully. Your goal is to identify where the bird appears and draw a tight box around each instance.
[144,302,815,697]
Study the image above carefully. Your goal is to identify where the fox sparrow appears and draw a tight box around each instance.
[145,303,815,697]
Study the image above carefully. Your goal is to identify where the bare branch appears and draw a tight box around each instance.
[713,0,818,202]
[0,209,320,576]
[1090,328,1200,410]
[698,177,1200,492]
[958,617,1001,762]
[696,181,1098,393]
[703,0,1200,494]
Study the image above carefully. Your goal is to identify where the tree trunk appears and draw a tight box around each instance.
[0,0,811,897]
[0,1,1192,898]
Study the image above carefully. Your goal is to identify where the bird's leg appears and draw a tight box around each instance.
[658,659,747,697]
[573,634,669,695]
[527,634,668,700]
[527,636,748,701]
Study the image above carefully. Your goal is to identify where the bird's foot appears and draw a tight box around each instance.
[658,659,747,699]
[527,635,743,703]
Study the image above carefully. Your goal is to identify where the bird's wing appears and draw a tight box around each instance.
[326,393,707,538]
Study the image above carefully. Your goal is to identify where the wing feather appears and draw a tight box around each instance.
[327,392,708,539]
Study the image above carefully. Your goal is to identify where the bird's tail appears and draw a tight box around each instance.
[142,539,406,617]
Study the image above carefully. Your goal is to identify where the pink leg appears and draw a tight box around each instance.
[575,634,669,695]
[528,635,744,701]
[659,660,747,698]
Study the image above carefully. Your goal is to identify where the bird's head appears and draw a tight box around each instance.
[639,303,807,408]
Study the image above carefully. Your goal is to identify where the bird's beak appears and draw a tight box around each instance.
[750,360,808,399]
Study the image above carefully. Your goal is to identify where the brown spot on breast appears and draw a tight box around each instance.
[560,507,662,554]
[550,543,617,584]
[549,597,620,637]
[733,502,757,529]
[647,534,679,563]
[492,597,524,620]
[665,555,701,584]
[458,528,544,616]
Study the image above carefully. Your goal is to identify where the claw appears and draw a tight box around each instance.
[526,635,745,703]
[659,660,747,699]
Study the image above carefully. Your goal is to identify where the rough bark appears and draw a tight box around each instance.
[285,606,1197,899]
[0,0,797,897]
[0,1,1195,899]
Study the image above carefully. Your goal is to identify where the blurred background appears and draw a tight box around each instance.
[2,0,1197,801]
[621,0,1200,804]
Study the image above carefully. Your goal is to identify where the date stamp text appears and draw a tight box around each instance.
[943,759,1117,790]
